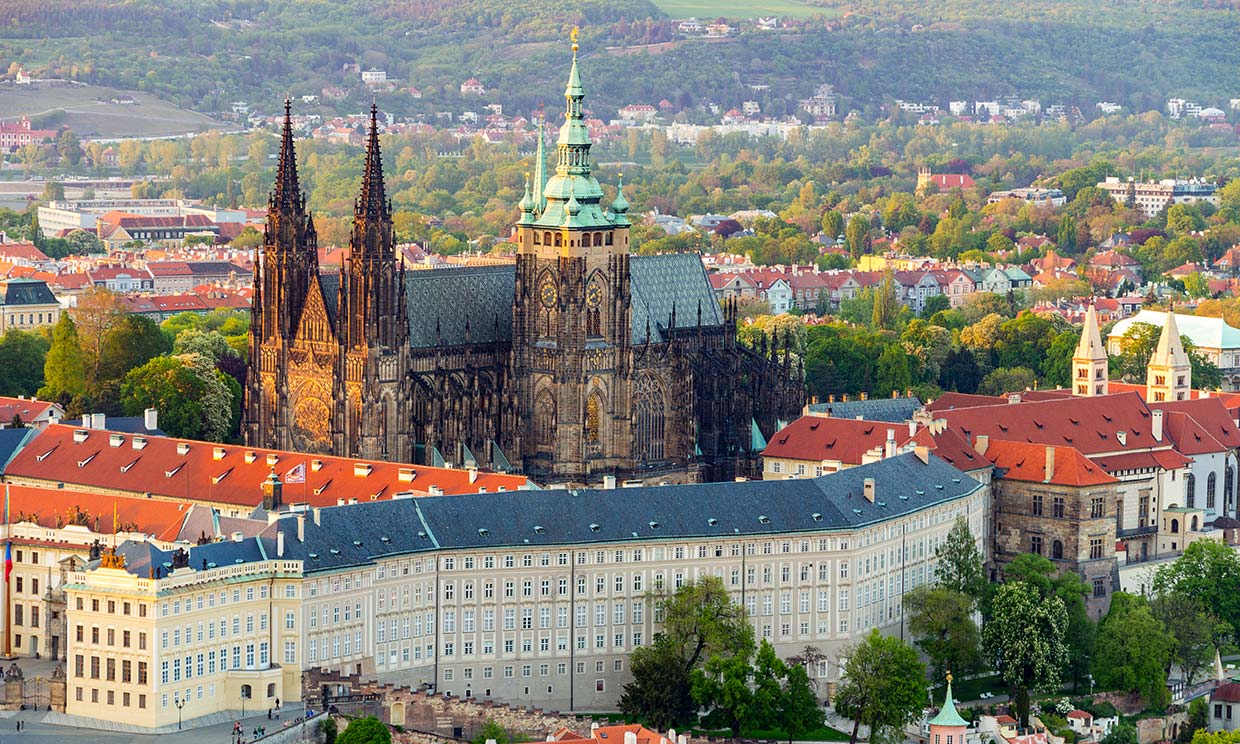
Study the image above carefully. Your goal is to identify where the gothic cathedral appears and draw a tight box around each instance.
[244,42,804,484]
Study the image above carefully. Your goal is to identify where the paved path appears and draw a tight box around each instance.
[0,703,316,744]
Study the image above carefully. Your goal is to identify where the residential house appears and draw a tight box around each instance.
[0,396,64,429]
[85,266,154,293]
[0,277,61,333]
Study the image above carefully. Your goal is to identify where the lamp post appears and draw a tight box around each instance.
[174,694,185,730]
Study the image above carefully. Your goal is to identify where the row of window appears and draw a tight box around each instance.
[1028,535,1107,560]
[73,655,148,684]
[75,687,146,709]
[75,625,147,650]
[74,596,148,617]
[5,311,56,326]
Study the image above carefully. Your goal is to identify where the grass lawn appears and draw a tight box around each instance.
[931,673,1008,703]
[650,0,837,20]
[0,84,221,139]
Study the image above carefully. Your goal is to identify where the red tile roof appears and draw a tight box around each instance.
[925,392,1009,412]
[1091,449,1192,473]
[0,242,49,262]
[1066,710,1092,720]
[0,396,59,424]
[1161,410,1228,456]
[928,174,976,189]
[1213,682,1240,704]
[763,416,903,465]
[985,440,1117,486]
[5,484,192,539]
[553,724,669,744]
[938,392,1160,456]
[4,424,531,510]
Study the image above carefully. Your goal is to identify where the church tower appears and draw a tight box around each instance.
[336,105,411,461]
[1147,310,1192,402]
[245,100,339,453]
[1072,302,1108,396]
[511,31,634,479]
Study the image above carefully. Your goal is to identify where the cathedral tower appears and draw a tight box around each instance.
[245,100,338,453]
[511,32,634,478]
[1147,310,1192,402]
[336,105,410,460]
[1072,302,1108,396]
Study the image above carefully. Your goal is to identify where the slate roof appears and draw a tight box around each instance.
[0,278,57,307]
[808,396,923,422]
[269,452,981,574]
[629,253,723,343]
[317,252,721,348]
[0,427,35,471]
[62,416,166,436]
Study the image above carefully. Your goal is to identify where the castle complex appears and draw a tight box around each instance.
[243,42,802,484]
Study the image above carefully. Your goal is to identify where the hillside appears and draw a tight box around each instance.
[1,0,1238,121]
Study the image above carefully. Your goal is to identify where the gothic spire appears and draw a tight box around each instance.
[272,98,302,212]
[357,103,388,220]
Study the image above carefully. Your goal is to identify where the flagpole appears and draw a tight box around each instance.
[4,481,12,660]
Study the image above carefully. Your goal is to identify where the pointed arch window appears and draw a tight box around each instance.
[535,390,556,448]
[634,375,666,462]
[1186,472,1196,508]
[586,395,602,445]
[1208,471,1217,510]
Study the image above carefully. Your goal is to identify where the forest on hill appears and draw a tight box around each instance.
[2,0,1240,119]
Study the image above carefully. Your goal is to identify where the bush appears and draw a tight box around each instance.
[322,717,338,744]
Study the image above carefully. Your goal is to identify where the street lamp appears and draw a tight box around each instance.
[174,694,185,730]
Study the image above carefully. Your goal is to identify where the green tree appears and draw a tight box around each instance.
[998,553,1095,692]
[872,269,900,330]
[336,716,391,744]
[1102,723,1138,744]
[39,314,86,402]
[845,215,870,260]
[173,328,237,365]
[1151,592,1224,685]
[939,347,982,393]
[321,718,338,744]
[936,516,987,601]
[0,329,50,397]
[1184,272,1211,299]
[692,645,755,738]
[922,294,951,317]
[875,344,914,397]
[983,581,1069,727]
[1153,539,1240,642]
[120,354,234,442]
[1057,215,1077,254]
[1092,593,1174,710]
[1041,330,1080,389]
[1180,697,1209,744]
[471,719,524,744]
[833,629,927,744]
[98,315,171,384]
[780,665,823,743]
[821,210,844,240]
[621,635,696,729]
[903,585,982,680]
[747,640,789,732]
[978,366,1037,396]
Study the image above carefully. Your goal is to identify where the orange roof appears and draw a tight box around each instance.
[5,484,192,541]
[5,424,530,509]
[985,440,1117,486]
[0,396,59,424]
[554,725,670,744]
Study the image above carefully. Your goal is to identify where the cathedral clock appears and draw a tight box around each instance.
[540,278,558,308]
[585,283,603,309]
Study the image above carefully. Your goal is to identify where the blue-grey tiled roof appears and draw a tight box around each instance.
[273,453,980,574]
[111,530,275,577]
[62,417,167,436]
[0,278,56,307]
[0,427,34,472]
[630,253,724,343]
[808,397,923,423]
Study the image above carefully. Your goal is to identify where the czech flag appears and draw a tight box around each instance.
[3,543,10,584]
[285,463,306,484]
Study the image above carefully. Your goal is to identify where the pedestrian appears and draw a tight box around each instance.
[267,708,272,720]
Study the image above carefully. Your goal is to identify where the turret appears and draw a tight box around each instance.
[927,673,968,744]
[1072,302,1108,396]
[1147,309,1192,402]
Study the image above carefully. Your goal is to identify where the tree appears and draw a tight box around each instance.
[939,347,982,393]
[120,354,234,442]
[780,665,823,743]
[173,328,238,365]
[821,210,844,240]
[39,314,86,402]
[71,287,127,386]
[747,640,789,732]
[978,366,1037,396]
[922,294,951,317]
[0,330,50,396]
[1180,697,1209,744]
[983,581,1069,727]
[904,586,982,680]
[872,268,900,330]
[1102,723,1138,744]
[336,716,391,744]
[622,577,751,729]
[998,553,1095,693]
[692,645,755,738]
[845,215,870,260]
[471,719,523,744]
[1092,593,1174,709]
[321,718,338,744]
[1151,592,1224,685]
[620,634,696,729]
[98,315,171,384]
[833,629,927,744]
[874,344,914,397]
[1153,540,1240,643]
[936,516,987,600]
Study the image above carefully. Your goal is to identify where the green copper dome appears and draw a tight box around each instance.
[928,675,968,728]
[527,34,625,232]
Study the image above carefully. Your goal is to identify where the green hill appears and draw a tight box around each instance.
[1,0,1238,120]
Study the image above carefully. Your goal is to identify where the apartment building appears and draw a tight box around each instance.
[64,453,986,726]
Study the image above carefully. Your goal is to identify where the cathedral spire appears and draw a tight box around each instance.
[1147,308,1192,401]
[1071,302,1108,397]
[533,117,546,212]
[272,98,302,212]
[357,103,388,220]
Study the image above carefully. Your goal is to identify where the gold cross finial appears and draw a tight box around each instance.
[946,670,953,684]
[571,26,580,54]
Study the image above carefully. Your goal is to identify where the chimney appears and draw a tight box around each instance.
[231,531,244,543]
[914,445,930,464]
[860,391,868,401]
[262,469,283,511]
[296,513,305,542]
[602,475,617,490]
[625,732,638,744]
[1152,409,1164,441]
[891,390,899,399]
[975,434,989,455]
[591,724,600,733]
[863,477,875,502]
[312,507,321,526]
[1006,393,1021,404]
[1044,446,1055,483]
[885,429,896,458]
[92,412,106,429]
[468,467,478,484]
[277,529,285,557]
[908,420,917,438]
[144,407,158,431]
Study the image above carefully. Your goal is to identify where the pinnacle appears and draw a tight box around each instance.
[272,98,302,213]
[358,104,387,221]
